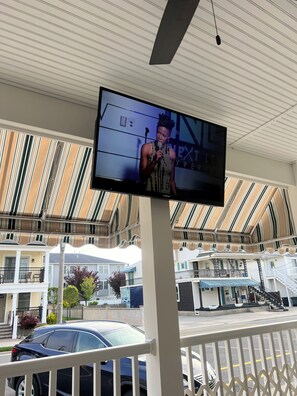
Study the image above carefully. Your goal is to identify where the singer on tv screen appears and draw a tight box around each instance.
[140,113,176,196]
[92,87,227,206]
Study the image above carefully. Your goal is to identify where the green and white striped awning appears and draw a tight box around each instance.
[199,279,259,288]
[0,129,295,252]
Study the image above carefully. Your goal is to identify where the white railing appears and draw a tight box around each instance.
[182,320,297,396]
[1,320,297,395]
[267,267,297,295]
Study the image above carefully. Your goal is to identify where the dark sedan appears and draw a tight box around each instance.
[8,320,216,395]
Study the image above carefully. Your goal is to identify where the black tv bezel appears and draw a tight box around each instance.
[91,87,227,207]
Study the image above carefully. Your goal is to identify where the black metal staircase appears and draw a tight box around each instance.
[249,286,288,311]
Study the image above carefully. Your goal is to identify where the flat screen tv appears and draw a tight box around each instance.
[91,87,227,206]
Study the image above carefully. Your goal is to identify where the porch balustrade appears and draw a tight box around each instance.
[0,267,44,283]
[1,319,296,395]
[193,268,246,278]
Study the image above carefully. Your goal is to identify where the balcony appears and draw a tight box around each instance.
[1,319,296,395]
[0,267,44,284]
[193,268,246,278]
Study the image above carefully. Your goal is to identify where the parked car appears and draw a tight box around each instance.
[8,320,216,395]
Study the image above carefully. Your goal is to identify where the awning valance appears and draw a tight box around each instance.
[199,279,259,288]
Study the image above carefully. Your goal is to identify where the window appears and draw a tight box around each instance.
[64,265,76,275]
[176,262,188,271]
[4,257,15,282]
[98,265,108,274]
[75,332,105,352]
[127,272,134,285]
[97,280,109,296]
[45,330,76,352]
[18,293,30,310]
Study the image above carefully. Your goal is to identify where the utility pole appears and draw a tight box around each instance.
[57,242,65,324]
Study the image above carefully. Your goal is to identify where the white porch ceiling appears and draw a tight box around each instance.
[1,0,297,164]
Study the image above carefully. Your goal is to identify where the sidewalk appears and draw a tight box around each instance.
[179,306,297,336]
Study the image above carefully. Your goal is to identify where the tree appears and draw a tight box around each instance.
[64,266,101,301]
[81,277,96,305]
[108,271,126,299]
[63,285,79,308]
[48,287,59,312]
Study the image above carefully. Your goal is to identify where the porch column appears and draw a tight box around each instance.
[243,259,248,277]
[217,288,222,306]
[41,291,48,323]
[286,287,292,307]
[14,250,21,284]
[199,284,204,308]
[256,259,265,290]
[139,197,184,396]
[44,251,50,283]
[213,258,220,277]
[11,293,18,325]
[57,243,65,324]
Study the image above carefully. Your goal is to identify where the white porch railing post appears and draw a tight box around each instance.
[139,197,184,396]
[14,250,21,284]
[12,313,18,339]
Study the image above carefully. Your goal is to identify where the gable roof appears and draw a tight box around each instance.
[49,253,126,265]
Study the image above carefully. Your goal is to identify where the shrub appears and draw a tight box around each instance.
[46,312,57,325]
[88,300,98,306]
[20,314,39,330]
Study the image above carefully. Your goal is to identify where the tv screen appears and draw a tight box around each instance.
[91,87,227,206]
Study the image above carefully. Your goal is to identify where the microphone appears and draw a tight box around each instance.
[157,141,162,168]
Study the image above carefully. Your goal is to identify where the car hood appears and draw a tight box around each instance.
[137,349,216,380]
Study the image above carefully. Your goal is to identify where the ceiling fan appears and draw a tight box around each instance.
[149,0,221,65]
[149,0,201,65]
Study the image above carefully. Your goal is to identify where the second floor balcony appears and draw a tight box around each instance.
[193,268,246,278]
[0,267,44,284]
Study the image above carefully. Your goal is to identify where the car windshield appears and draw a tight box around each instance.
[100,325,145,346]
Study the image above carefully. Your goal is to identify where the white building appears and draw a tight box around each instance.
[49,252,126,302]
[0,241,51,326]
[123,247,297,312]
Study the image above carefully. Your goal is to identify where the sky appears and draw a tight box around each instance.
[50,243,142,265]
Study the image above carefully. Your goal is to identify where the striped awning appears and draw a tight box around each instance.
[0,129,296,252]
[199,279,260,288]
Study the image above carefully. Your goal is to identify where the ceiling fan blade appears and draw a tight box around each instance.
[150,0,200,65]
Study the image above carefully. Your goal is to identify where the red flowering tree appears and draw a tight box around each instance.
[107,271,126,299]
[20,314,39,330]
[64,266,101,301]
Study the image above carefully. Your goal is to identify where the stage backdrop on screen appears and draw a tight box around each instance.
[91,87,227,207]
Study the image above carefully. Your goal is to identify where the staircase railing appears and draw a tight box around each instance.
[250,285,285,310]
[271,268,297,295]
